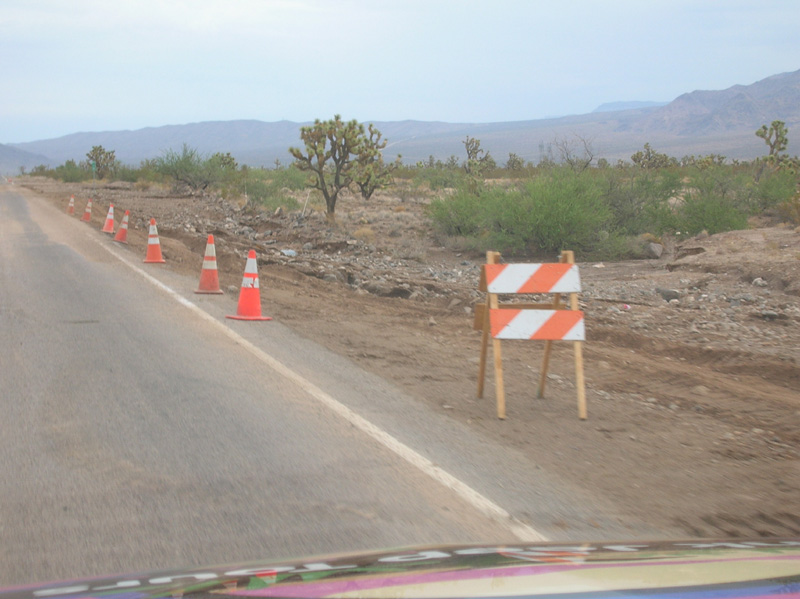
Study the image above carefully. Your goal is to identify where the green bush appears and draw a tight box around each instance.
[598,166,682,234]
[155,144,221,192]
[667,165,755,234]
[427,161,791,260]
[269,165,307,190]
[115,164,141,183]
[777,196,800,224]
[675,191,749,234]
[428,186,486,236]
[54,160,89,183]
[429,171,612,257]
[240,168,301,212]
[754,169,796,210]
[412,167,465,191]
[515,172,612,255]
[136,159,165,183]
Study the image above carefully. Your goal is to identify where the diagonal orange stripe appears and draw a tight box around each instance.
[489,308,521,338]
[531,311,583,340]
[518,263,573,294]
[484,264,506,288]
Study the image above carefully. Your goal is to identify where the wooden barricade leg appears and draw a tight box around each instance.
[574,341,587,420]
[488,292,506,419]
[537,251,570,398]
[566,253,587,419]
[537,286,564,398]
[537,340,552,399]
[477,300,490,398]
[477,251,502,405]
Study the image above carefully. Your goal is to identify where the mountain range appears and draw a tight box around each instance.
[3,69,799,174]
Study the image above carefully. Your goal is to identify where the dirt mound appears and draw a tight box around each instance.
[24,177,800,538]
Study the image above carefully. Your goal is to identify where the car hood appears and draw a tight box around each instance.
[2,539,799,599]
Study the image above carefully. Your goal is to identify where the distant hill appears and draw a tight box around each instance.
[0,143,51,175]
[8,69,800,170]
[637,70,800,136]
[593,101,668,112]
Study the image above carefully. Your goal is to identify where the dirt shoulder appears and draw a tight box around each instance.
[22,177,800,539]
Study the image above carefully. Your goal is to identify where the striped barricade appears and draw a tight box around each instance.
[476,251,587,420]
[490,309,585,341]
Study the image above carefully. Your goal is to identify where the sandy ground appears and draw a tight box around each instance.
[19,177,800,539]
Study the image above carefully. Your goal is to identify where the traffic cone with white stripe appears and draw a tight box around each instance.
[113,210,130,244]
[66,195,75,215]
[195,235,224,294]
[143,218,166,263]
[101,204,115,234]
[80,198,93,222]
[226,250,271,321]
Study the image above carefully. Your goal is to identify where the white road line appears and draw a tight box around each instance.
[93,235,549,543]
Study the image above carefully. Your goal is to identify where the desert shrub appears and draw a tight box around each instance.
[675,191,749,234]
[599,168,680,235]
[665,165,752,234]
[427,184,485,236]
[155,144,222,192]
[53,160,90,183]
[413,167,465,191]
[754,169,796,210]
[777,195,800,224]
[352,226,376,243]
[241,168,299,212]
[429,170,612,257]
[514,171,612,255]
[136,159,165,183]
[269,165,307,190]
[115,164,140,183]
[602,164,778,237]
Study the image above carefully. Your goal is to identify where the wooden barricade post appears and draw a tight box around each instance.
[475,250,587,420]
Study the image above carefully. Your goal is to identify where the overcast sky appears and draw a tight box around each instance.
[2,0,799,143]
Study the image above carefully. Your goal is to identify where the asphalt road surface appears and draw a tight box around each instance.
[0,186,651,586]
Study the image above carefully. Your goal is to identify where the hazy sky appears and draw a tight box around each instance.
[2,0,799,143]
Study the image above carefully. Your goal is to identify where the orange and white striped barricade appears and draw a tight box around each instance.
[475,250,586,420]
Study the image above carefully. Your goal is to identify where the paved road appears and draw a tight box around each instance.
[0,187,657,586]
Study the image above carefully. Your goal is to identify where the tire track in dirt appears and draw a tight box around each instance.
[589,327,800,445]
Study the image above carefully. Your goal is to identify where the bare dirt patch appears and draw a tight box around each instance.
[23,178,800,539]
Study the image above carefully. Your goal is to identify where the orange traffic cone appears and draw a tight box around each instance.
[195,234,224,294]
[143,218,166,263]
[113,210,130,244]
[226,250,271,321]
[101,204,115,234]
[66,195,75,215]
[80,198,93,222]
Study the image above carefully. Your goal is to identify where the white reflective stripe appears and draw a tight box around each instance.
[201,260,218,270]
[488,264,541,293]
[568,318,585,341]
[244,259,258,275]
[148,237,160,244]
[554,266,581,293]
[241,276,259,289]
[34,586,89,597]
